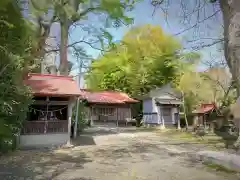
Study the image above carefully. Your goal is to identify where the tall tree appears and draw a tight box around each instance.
[85,24,195,97]
[219,0,240,96]
[29,0,135,75]
[172,52,202,129]
[201,67,234,108]
[150,0,240,96]
[0,0,33,152]
[150,0,240,147]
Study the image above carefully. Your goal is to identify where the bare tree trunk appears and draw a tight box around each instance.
[59,18,69,75]
[220,0,240,148]
[182,91,189,130]
[22,17,51,78]
[219,0,230,71]
[74,61,83,138]
[220,0,240,96]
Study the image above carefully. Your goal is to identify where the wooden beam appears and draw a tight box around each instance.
[33,100,69,105]
[117,107,119,127]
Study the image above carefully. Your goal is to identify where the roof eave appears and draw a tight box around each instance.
[33,93,83,97]
[86,100,138,104]
[87,101,125,104]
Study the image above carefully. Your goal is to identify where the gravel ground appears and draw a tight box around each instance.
[0,127,239,180]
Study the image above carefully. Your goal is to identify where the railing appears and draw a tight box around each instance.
[21,120,68,135]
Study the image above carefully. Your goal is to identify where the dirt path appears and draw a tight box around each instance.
[0,128,239,180]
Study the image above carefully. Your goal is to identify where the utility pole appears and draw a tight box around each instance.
[73,59,83,138]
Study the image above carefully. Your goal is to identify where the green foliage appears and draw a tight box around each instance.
[0,1,33,153]
[30,0,137,74]
[175,64,236,117]
[85,25,185,97]
[200,67,234,108]
[72,101,88,132]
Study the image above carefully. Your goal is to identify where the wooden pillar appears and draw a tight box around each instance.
[116,107,119,127]
[193,115,198,131]
[159,106,165,129]
[203,114,207,128]
[161,113,165,129]
[129,104,132,119]
[155,101,161,125]
[157,107,161,125]
[91,106,94,126]
[67,97,75,145]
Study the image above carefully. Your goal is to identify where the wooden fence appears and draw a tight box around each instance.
[21,120,68,135]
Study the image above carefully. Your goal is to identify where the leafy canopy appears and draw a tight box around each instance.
[28,0,137,74]
[85,24,194,97]
[0,0,33,152]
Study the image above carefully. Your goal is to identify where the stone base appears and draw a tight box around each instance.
[196,151,240,172]
[19,133,69,149]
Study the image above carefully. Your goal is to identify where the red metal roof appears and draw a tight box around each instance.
[192,103,216,114]
[80,89,138,104]
[24,73,82,96]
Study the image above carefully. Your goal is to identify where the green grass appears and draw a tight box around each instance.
[156,129,196,140]
[156,129,226,149]
[203,162,238,174]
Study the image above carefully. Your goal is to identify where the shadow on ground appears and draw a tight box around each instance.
[71,126,118,146]
[68,178,93,180]
[72,126,157,147]
[1,127,239,180]
[71,135,96,146]
[81,126,157,135]
[89,142,173,162]
[0,148,92,180]
[81,127,119,136]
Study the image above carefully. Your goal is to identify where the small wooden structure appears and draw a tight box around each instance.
[141,84,182,128]
[192,103,220,128]
[80,89,138,126]
[21,73,82,148]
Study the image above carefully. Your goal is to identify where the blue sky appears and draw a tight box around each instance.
[68,1,223,80]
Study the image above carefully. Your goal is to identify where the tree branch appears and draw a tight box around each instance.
[0,64,10,77]
[188,38,224,50]
[186,37,224,43]
[45,39,107,53]
[174,9,221,36]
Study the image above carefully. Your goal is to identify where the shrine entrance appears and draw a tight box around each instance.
[23,96,69,135]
